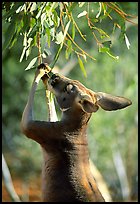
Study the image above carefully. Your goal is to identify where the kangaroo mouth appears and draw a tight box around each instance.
[49,74,60,86]
[47,74,60,93]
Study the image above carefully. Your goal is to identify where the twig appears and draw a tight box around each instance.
[105,2,138,25]
[37,32,42,65]
[60,9,96,61]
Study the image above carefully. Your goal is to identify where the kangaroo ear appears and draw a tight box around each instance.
[79,94,99,113]
[95,92,132,111]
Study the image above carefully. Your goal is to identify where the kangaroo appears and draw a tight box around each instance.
[21,63,132,202]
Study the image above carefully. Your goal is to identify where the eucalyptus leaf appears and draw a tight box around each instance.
[41,34,47,53]
[46,27,51,47]
[16,4,25,13]
[30,2,37,12]
[3,2,24,20]
[65,40,72,59]
[124,34,130,50]
[25,57,38,70]
[78,2,85,8]
[55,31,64,44]
[77,10,87,18]
[61,21,71,48]
[78,56,87,78]
[99,46,110,53]
[20,47,27,62]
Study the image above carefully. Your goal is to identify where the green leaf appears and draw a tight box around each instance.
[44,47,51,56]
[106,51,119,60]
[55,31,64,44]
[65,40,72,59]
[41,12,46,25]
[41,34,47,53]
[9,30,18,49]
[96,2,102,18]
[52,9,60,27]
[30,2,37,12]
[124,33,130,50]
[16,4,25,13]
[25,57,38,70]
[78,2,86,8]
[3,21,16,50]
[3,2,24,20]
[78,56,87,77]
[63,21,71,40]
[41,52,47,58]
[60,20,71,49]
[99,45,119,60]
[50,20,70,69]
[46,27,51,47]
[77,10,87,18]
[26,47,31,60]
[20,47,27,62]
[68,2,77,12]
[99,46,110,53]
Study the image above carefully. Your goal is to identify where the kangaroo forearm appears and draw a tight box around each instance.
[21,80,38,132]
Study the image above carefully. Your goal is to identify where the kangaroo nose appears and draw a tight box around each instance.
[50,74,60,86]
[51,74,58,80]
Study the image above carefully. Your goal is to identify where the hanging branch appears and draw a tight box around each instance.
[36,32,58,122]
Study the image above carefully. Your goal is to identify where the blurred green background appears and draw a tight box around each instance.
[2,2,138,202]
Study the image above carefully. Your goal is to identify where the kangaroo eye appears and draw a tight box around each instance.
[66,84,74,93]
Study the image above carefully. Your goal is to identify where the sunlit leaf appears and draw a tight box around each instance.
[55,31,64,44]
[20,47,27,62]
[30,2,37,12]
[16,4,25,13]
[36,5,44,19]
[96,2,102,18]
[77,10,87,18]
[63,21,71,40]
[25,57,38,70]
[23,32,27,47]
[26,47,30,59]
[44,48,51,56]
[60,21,71,48]
[124,33,130,50]
[41,13,46,25]
[41,52,47,58]
[78,2,85,8]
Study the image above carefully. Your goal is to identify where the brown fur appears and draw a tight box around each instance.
[21,70,132,202]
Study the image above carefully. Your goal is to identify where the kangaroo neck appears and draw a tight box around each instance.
[61,108,92,130]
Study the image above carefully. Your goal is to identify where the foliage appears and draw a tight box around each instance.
[2,2,137,72]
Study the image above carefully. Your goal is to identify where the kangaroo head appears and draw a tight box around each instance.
[47,73,132,114]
